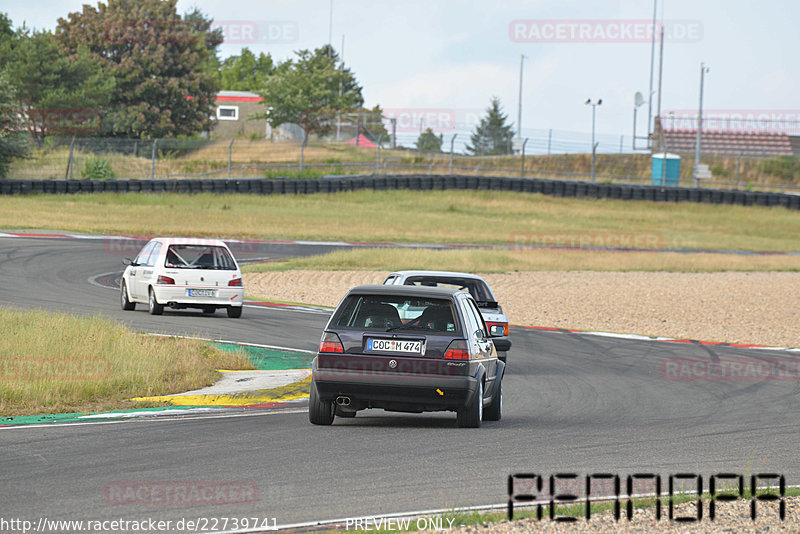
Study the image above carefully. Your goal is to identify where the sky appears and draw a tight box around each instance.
[3,0,798,152]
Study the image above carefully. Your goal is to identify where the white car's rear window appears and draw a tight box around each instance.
[165,245,237,270]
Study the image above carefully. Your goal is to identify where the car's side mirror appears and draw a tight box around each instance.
[489,324,505,337]
[123,258,137,266]
[493,338,511,352]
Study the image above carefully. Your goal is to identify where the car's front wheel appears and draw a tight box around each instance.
[484,378,502,422]
[120,281,135,311]
[457,381,482,428]
[309,383,334,425]
[148,287,164,315]
[227,306,242,318]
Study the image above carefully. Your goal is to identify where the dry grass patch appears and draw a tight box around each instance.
[0,308,252,416]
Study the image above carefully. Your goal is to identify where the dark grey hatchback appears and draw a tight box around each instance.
[309,285,508,427]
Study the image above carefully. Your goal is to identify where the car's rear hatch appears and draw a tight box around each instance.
[318,329,469,377]
[163,244,239,295]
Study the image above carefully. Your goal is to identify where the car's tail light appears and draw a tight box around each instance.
[319,332,344,353]
[486,321,509,336]
[228,277,243,287]
[156,275,175,285]
[444,339,469,360]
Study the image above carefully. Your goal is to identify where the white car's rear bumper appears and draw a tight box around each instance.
[152,285,243,307]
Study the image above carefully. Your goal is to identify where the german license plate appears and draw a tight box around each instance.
[367,339,421,354]
[188,289,216,297]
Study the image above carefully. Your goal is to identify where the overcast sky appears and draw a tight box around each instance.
[3,0,797,150]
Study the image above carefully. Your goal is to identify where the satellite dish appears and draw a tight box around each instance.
[634,91,645,107]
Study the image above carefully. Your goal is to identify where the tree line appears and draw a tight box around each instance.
[0,0,515,177]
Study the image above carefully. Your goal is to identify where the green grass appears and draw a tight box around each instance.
[0,308,252,416]
[242,246,800,273]
[0,190,798,253]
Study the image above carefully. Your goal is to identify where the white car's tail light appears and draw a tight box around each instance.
[156,275,175,285]
[228,277,243,287]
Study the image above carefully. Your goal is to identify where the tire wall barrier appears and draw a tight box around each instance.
[1,175,798,210]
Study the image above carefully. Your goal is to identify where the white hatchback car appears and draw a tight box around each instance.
[383,270,511,361]
[120,237,244,318]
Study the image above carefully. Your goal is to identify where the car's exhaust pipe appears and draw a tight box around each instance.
[336,396,351,406]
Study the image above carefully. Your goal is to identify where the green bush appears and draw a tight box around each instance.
[759,155,800,183]
[81,158,115,180]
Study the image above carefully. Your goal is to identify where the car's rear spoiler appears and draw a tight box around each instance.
[475,300,499,309]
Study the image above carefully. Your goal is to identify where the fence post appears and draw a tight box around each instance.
[376,134,385,174]
[299,131,308,171]
[151,139,158,179]
[736,153,741,188]
[65,137,75,180]
[449,134,457,175]
[547,129,552,155]
[520,138,528,177]
[228,138,234,178]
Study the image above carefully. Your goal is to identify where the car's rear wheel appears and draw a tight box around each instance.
[484,378,502,421]
[309,383,334,425]
[227,306,242,318]
[148,287,163,315]
[120,281,135,311]
[457,381,482,428]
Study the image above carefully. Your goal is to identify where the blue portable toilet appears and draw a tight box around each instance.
[651,153,681,186]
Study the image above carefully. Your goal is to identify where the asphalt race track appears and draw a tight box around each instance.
[1,235,799,528]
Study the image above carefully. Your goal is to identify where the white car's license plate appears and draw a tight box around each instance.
[188,289,216,297]
[367,338,421,354]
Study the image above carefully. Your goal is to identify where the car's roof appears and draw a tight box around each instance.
[347,284,466,299]
[149,237,229,247]
[388,270,487,281]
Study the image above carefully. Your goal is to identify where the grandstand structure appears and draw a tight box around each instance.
[654,115,800,158]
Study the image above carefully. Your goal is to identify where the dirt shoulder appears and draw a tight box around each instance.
[244,270,800,348]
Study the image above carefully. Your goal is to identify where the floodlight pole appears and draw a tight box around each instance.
[517,54,526,141]
[647,0,658,146]
[586,99,602,182]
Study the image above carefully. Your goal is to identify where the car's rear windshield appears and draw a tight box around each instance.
[164,245,237,270]
[402,276,495,304]
[333,295,460,333]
